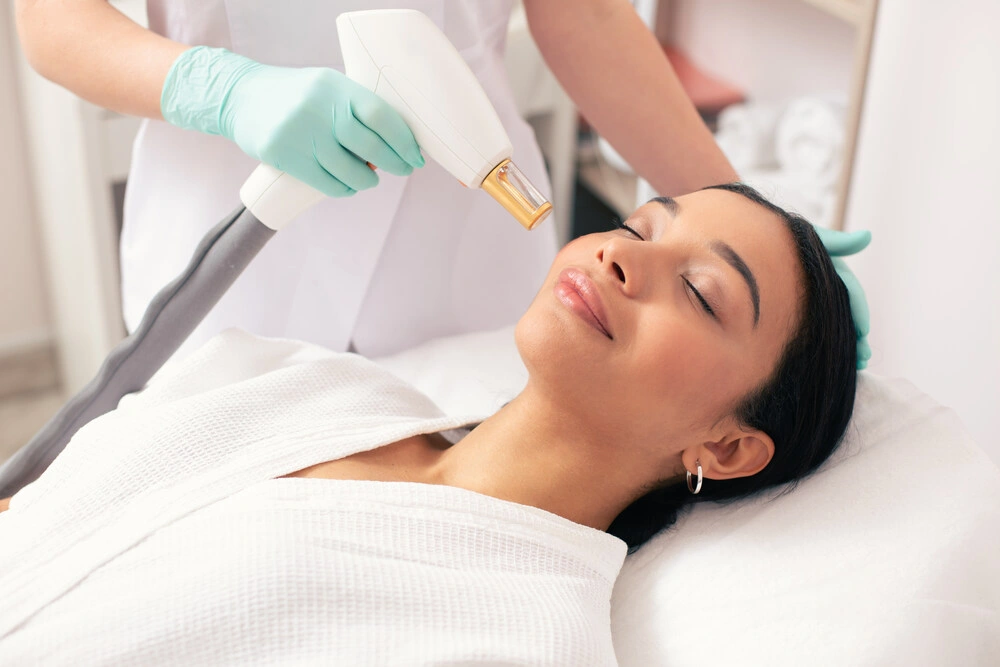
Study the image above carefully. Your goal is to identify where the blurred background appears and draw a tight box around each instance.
[1,0,997,466]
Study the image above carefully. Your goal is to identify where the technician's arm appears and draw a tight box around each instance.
[523,0,738,196]
[15,0,423,197]
[15,0,186,119]
[0,497,10,513]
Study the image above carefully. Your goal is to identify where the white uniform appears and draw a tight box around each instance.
[123,0,558,359]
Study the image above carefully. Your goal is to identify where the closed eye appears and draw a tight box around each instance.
[612,218,645,241]
[683,277,717,319]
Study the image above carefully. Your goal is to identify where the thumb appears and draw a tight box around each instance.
[814,227,872,256]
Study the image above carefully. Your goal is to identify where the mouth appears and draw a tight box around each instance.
[554,268,613,339]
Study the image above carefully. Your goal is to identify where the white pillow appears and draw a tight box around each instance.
[372,326,528,418]
[374,325,1000,666]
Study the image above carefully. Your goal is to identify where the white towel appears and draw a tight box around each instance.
[714,103,783,171]
[740,166,838,229]
[597,135,633,173]
[775,97,846,187]
[0,329,625,665]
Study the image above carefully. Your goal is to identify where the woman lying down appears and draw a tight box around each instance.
[0,183,865,664]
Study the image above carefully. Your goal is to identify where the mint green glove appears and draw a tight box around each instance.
[161,46,425,197]
[813,226,872,370]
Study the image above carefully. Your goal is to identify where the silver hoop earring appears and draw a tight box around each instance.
[686,460,703,495]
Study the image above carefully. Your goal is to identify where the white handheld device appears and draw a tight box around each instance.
[241,9,552,231]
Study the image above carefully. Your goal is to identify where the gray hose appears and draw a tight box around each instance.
[0,206,275,498]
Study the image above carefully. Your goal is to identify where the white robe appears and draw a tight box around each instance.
[123,0,558,360]
[0,331,626,665]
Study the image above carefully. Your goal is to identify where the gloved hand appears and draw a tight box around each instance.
[161,46,425,197]
[814,226,872,370]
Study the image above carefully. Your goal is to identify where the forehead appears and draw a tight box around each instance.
[668,189,788,240]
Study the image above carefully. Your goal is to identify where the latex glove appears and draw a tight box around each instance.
[161,46,424,197]
[813,226,872,369]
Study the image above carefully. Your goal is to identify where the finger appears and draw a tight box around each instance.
[335,103,415,177]
[815,227,872,256]
[313,132,379,192]
[349,92,424,169]
[856,338,872,369]
[832,258,870,337]
[293,159,356,198]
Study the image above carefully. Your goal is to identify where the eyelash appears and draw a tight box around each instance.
[612,218,645,241]
[683,278,716,318]
[611,219,717,319]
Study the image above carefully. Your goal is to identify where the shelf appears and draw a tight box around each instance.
[798,0,869,27]
[580,0,880,230]
[577,140,639,219]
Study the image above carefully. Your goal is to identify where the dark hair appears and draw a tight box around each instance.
[607,182,859,552]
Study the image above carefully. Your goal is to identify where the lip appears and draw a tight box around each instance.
[554,268,613,339]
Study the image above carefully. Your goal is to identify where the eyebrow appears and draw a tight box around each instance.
[711,242,760,327]
[650,196,761,328]
[650,195,679,217]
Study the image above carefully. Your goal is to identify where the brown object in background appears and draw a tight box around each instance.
[662,46,745,116]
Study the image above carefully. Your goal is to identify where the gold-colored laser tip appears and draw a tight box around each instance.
[481,159,553,230]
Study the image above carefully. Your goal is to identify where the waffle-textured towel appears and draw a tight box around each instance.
[0,329,626,665]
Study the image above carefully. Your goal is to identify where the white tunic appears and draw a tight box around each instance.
[0,331,626,665]
[123,1,558,360]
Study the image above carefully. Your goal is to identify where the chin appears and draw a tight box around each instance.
[514,301,611,405]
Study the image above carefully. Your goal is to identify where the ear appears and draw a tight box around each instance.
[682,426,775,482]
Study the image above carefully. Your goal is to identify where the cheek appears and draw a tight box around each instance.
[551,236,593,270]
[624,313,744,428]
[527,238,592,301]
[515,237,605,373]
[513,281,594,390]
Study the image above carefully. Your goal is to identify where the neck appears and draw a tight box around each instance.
[430,383,649,531]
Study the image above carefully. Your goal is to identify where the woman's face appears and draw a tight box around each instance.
[515,188,803,472]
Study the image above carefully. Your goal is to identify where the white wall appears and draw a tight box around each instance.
[668,0,856,103]
[0,6,51,348]
[845,0,1000,463]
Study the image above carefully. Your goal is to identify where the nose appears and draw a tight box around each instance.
[597,239,633,293]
